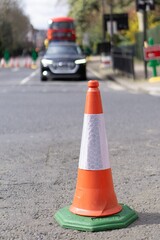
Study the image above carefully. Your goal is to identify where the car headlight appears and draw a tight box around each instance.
[75,59,86,64]
[41,59,53,66]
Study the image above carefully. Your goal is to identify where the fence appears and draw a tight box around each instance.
[112,47,135,79]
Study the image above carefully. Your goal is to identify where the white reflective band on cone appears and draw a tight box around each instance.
[79,114,110,170]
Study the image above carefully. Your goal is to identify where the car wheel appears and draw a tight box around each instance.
[83,74,87,80]
[41,75,47,81]
[80,73,87,80]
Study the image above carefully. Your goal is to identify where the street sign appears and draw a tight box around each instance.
[104,13,129,31]
[136,0,155,11]
[144,45,160,60]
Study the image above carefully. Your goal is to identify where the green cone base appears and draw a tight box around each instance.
[54,204,138,232]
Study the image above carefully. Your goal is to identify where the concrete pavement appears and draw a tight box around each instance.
[87,56,160,96]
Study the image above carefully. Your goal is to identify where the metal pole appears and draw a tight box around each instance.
[110,2,114,50]
[109,2,114,70]
[102,0,105,41]
[143,9,148,79]
[83,0,85,11]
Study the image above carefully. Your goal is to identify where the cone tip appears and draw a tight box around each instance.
[88,80,99,88]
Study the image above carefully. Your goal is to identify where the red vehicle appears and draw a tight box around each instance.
[47,17,76,42]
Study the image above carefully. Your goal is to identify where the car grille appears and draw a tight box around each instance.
[49,61,78,74]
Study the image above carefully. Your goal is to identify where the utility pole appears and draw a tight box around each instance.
[136,0,155,79]
[143,9,148,79]
[109,2,114,50]
[83,0,85,11]
[102,0,106,41]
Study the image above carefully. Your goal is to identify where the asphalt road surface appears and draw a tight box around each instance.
[0,65,160,240]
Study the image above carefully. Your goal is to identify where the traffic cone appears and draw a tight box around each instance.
[0,58,6,68]
[24,57,27,68]
[24,57,31,68]
[15,58,19,68]
[54,80,138,231]
[10,58,14,68]
[70,80,121,217]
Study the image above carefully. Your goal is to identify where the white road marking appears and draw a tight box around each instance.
[20,69,39,85]
[149,91,160,97]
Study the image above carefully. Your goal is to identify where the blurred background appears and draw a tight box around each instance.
[1,0,160,59]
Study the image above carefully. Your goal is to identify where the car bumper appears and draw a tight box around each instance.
[41,65,86,80]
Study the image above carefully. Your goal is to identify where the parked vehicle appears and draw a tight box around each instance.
[47,17,76,42]
[40,42,87,81]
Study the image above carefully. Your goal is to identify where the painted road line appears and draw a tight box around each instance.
[20,69,39,85]
[149,91,160,96]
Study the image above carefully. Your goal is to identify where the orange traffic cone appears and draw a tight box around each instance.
[15,58,19,68]
[54,80,138,231]
[70,80,122,217]
[10,58,14,68]
[24,57,30,68]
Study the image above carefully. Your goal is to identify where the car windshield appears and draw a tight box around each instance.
[46,45,82,56]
